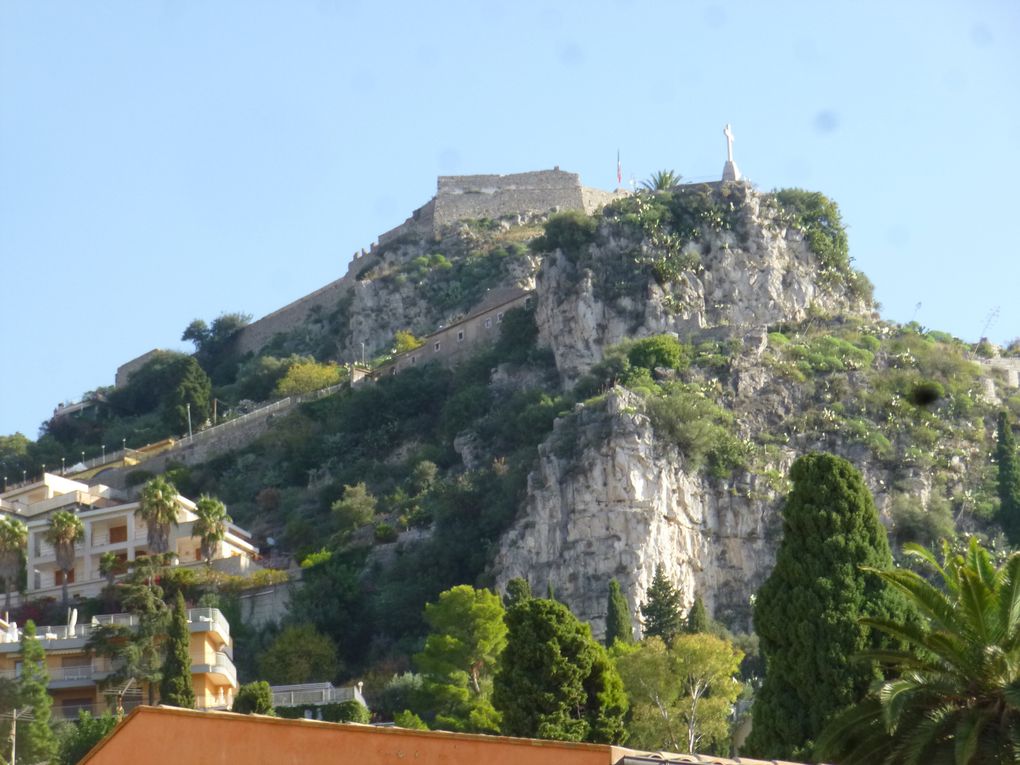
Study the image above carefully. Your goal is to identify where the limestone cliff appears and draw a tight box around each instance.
[536,184,872,383]
[492,388,787,636]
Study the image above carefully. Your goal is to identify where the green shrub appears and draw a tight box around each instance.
[277,700,370,723]
[627,335,689,371]
[531,210,597,259]
[374,523,398,544]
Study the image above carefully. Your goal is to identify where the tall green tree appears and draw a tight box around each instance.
[640,566,684,644]
[56,710,118,765]
[258,624,338,685]
[17,621,57,765]
[746,453,910,761]
[0,517,27,611]
[685,595,709,634]
[159,591,195,708]
[996,411,1020,546]
[162,356,212,433]
[615,634,743,754]
[193,495,231,565]
[493,597,628,744]
[503,577,532,608]
[414,585,507,733]
[44,510,83,607]
[605,579,633,647]
[88,556,172,705]
[817,537,1020,765]
[138,476,180,555]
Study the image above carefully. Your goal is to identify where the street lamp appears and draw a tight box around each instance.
[122,438,126,452]
[101,444,105,461]
[61,457,65,475]
[80,451,85,465]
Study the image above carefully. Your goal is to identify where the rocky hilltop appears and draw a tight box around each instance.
[97,172,1013,666]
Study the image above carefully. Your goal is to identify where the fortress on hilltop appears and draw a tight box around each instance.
[221,168,623,358]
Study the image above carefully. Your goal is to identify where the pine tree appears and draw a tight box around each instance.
[640,566,683,643]
[18,620,57,764]
[996,411,1020,546]
[160,591,195,707]
[493,597,628,744]
[746,453,910,761]
[685,595,709,634]
[605,579,633,647]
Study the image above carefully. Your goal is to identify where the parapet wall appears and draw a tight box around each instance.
[432,168,586,229]
[233,276,351,357]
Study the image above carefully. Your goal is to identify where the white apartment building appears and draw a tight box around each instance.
[0,473,258,603]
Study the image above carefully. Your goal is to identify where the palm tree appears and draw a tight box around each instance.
[641,169,683,192]
[44,510,84,607]
[0,517,27,610]
[193,495,231,565]
[137,476,180,556]
[817,537,1020,764]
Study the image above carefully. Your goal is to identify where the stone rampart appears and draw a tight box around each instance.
[432,169,586,229]
[115,348,166,388]
[234,276,351,357]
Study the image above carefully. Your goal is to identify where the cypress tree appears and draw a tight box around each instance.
[605,579,633,647]
[685,595,709,634]
[493,598,628,744]
[159,591,195,708]
[746,453,909,761]
[640,566,683,643]
[996,411,1020,546]
[18,620,57,764]
[503,577,532,608]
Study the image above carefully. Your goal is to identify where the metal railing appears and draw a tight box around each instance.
[270,683,360,708]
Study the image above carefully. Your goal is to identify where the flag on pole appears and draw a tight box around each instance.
[616,150,622,185]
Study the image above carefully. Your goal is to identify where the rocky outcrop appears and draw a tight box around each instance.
[536,186,870,383]
[493,388,791,638]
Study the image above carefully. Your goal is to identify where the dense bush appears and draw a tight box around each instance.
[531,210,597,259]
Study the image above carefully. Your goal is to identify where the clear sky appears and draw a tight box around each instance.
[2,1,1018,438]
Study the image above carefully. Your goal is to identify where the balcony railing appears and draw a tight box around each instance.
[0,608,230,646]
[270,683,363,708]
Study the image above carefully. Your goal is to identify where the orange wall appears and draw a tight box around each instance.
[85,707,615,765]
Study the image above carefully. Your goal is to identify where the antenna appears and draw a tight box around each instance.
[980,306,1000,339]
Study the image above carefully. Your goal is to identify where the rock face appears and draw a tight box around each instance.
[493,389,789,638]
[536,186,870,383]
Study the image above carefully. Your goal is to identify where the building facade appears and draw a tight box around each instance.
[0,473,258,604]
[0,606,238,721]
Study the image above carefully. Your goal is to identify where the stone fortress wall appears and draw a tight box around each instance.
[117,169,623,376]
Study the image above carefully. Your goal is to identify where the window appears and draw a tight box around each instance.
[434,342,441,352]
[55,568,75,585]
[457,330,464,342]
[484,318,492,329]
[109,525,127,544]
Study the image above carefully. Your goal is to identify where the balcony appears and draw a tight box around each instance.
[270,682,365,709]
[187,607,231,644]
[193,650,237,687]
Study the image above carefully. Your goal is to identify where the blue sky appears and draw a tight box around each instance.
[1,1,1018,439]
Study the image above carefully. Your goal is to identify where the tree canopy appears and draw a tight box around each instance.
[615,633,743,754]
[746,452,910,761]
[159,591,195,708]
[640,566,684,644]
[605,579,633,647]
[818,537,1020,765]
[493,597,627,744]
[414,585,507,732]
[258,624,339,685]
[996,412,1020,546]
